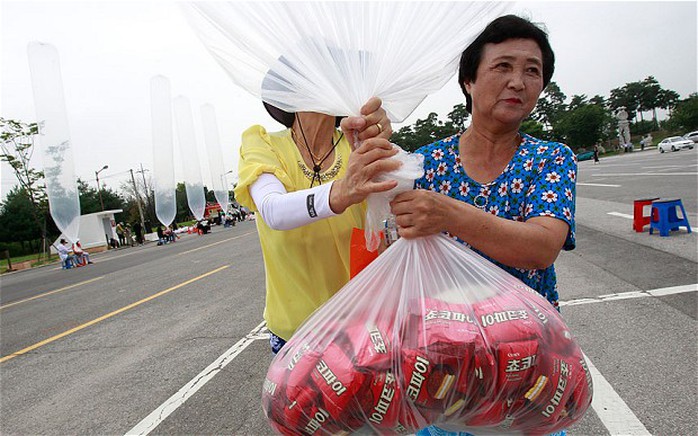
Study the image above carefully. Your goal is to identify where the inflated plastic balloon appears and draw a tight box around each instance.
[151,75,177,227]
[27,42,81,243]
[201,103,230,214]
[173,96,206,221]
[183,2,510,121]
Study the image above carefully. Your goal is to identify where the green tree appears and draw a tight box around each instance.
[567,94,588,112]
[532,82,567,130]
[665,93,698,132]
[520,118,546,138]
[657,88,681,116]
[0,187,44,245]
[555,104,608,150]
[609,82,640,120]
[175,182,192,223]
[638,76,662,126]
[0,117,51,258]
[447,104,470,132]
[391,112,456,152]
[77,178,124,215]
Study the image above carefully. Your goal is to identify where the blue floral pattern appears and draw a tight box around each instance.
[414,133,577,308]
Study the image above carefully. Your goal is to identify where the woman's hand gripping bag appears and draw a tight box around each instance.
[262,145,592,435]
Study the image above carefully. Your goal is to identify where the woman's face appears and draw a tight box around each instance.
[465,38,544,130]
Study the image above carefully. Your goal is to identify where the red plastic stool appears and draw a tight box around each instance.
[650,199,692,237]
[633,198,659,232]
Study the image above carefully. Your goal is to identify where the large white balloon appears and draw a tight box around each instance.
[200,103,230,214]
[151,75,177,227]
[173,96,206,221]
[183,2,509,121]
[27,42,81,243]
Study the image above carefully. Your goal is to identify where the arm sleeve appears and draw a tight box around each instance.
[250,173,338,230]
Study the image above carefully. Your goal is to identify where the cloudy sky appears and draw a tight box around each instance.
[1,1,696,199]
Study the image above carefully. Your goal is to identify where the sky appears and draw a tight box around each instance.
[1,0,697,201]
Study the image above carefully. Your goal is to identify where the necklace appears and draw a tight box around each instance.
[293,117,344,187]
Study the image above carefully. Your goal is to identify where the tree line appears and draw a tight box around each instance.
[393,76,697,152]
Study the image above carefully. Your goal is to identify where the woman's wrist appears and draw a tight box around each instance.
[329,179,350,214]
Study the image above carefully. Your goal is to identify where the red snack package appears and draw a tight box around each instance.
[494,339,540,399]
[416,299,480,355]
[310,342,367,421]
[262,360,290,425]
[508,352,579,433]
[342,320,394,370]
[358,368,402,430]
[402,348,459,412]
[473,295,544,344]
[285,344,322,400]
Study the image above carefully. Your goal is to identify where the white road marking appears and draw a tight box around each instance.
[577,183,621,187]
[585,353,652,436]
[592,172,697,176]
[607,212,633,219]
[607,211,698,232]
[125,321,268,436]
[561,283,697,307]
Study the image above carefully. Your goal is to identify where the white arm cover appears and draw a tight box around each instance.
[249,173,338,231]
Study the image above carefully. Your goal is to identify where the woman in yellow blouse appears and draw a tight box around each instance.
[234,97,397,352]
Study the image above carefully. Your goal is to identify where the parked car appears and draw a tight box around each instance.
[657,136,694,153]
[576,150,594,161]
[683,131,698,143]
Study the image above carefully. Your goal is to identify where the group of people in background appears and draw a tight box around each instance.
[114,221,145,247]
[56,238,92,269]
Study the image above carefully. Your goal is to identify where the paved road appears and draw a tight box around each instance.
[1,148,696,435]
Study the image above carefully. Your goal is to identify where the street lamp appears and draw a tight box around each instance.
[95,164,109,211]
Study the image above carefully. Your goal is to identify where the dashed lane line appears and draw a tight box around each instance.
[0,276,105,310]
[125,321,268,436]
[593,172,697,176]
[577,183,621,187]
[0,265,230,364]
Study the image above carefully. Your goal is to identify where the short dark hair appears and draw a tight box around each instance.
[458,15,555,113]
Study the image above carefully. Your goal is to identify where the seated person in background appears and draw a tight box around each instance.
[156,225,166,245]
[72,241,93,265]
[56,239,76,268]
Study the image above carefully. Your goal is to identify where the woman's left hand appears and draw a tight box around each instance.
[340,97,393,148]
[390,189,457,238]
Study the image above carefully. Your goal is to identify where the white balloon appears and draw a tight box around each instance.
[201,103,230,214]
[151,75,177,227]
[27,41,81,243]
[173,96,206,221]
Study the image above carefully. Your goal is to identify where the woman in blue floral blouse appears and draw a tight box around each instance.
[392,17,575,434]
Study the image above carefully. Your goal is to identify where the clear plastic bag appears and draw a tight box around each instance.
[262,143,593,434]
[263,235,593,434]
[364,145,424,251]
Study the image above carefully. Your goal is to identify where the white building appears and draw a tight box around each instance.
[51,209,123,253]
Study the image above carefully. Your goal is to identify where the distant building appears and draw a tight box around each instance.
[50,209,123,253]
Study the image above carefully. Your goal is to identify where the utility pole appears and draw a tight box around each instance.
[137,163,152,221]
[129,169,146,237]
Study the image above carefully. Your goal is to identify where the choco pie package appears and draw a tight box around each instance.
[262,234,593,435]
